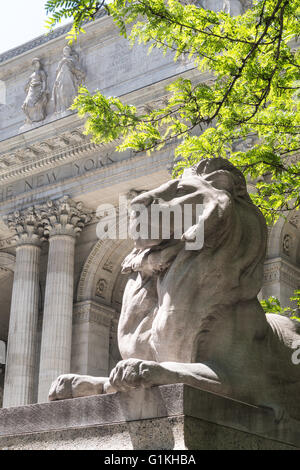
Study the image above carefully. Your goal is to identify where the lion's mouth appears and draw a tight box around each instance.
[133,236,166,250]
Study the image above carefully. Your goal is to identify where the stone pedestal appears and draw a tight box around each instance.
[0,384,299,450]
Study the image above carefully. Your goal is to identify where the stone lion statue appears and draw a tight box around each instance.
[49,158,300,420]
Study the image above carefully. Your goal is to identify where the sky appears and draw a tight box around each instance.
[0,0,70,55]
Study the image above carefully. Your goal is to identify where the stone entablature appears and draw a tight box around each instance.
[0,128,94,179]
[0,93,172,185]
[73,301,116,328]
[264,257,300,290]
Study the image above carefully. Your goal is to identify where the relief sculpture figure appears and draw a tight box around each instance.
[22,58,48,124]
[52,46,85,114]
[49,158,300,420]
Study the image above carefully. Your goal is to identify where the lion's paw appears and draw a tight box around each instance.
[49,374,76,401]
[49,374,104,401]
[108,358,163,392]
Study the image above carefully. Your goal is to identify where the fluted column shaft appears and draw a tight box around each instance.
[3,207,44,408]
[3,243,41,407]
[38,234,75,402]
[37,196,90,403]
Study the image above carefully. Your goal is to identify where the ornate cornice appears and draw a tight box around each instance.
[0,128,104,183]
[0,93,170,185]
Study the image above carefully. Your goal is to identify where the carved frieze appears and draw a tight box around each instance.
[264,258,300,289]
[73,301,115,328]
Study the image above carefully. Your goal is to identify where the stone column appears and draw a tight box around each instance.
[3,208,44,407]
[38,197,90,403]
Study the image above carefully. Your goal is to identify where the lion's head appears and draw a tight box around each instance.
[123,158,267,303]
[129,157,252,247]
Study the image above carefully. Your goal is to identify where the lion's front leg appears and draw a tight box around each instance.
[109,359,231,396]
[49,374,113,401]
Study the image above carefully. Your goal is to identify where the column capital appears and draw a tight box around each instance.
[39,196,92,238]
[3,207,45,247]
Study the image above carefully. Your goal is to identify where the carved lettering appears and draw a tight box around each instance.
[36,174,45,188]
[24,170,59,191]
[0,185,14,202]
[25,179,33,191]
[73,155,114,176]
[1,154,114,202]
[74,163,80,175]
[46,171,58,184]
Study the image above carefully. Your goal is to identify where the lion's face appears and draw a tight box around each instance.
[129,173,230,250]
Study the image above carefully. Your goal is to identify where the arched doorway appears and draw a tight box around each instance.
[72,238,133,378]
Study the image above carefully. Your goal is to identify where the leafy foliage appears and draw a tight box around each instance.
[261,290,300,320]
[47,0,300,305]
[62,0,300,223]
